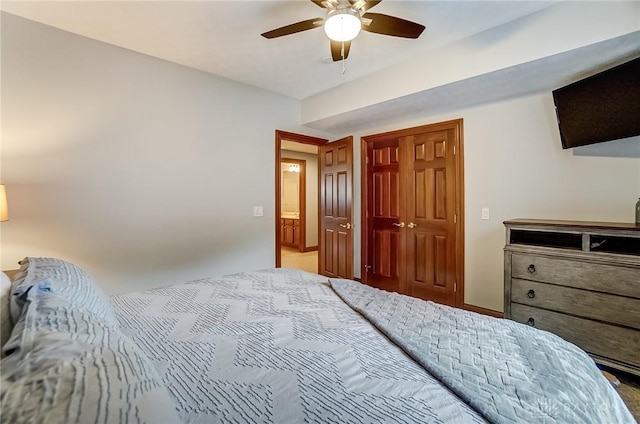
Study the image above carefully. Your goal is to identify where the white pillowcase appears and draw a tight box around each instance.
[9,257,119,327]
[1,258,180,423]
[1,272,12,355]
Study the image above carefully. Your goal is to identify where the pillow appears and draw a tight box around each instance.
[1,271,180,424]
[0,272,12,356]
[9,257,119,327]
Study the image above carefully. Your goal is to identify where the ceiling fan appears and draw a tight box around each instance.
[261,0,426,62]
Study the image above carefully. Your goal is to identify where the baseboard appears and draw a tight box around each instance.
[303,246,318,252]
[463,303,503,318]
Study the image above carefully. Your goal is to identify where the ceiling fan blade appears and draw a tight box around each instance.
[350,0,382,12]
[361,13,425,39]
[261,18,324,39]
[310,0,339,8]
[330,40,352,61]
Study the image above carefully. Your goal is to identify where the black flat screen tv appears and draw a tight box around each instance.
[552,57,640,149]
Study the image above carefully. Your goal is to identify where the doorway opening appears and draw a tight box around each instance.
[275,131,327,273]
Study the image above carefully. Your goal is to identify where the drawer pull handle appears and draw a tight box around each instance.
[527,290,536,299]
[527,264,536,274]
[527,318,535,327]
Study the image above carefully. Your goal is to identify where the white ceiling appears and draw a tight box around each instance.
[1,0,558,100]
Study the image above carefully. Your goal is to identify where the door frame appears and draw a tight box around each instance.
[280,158,306,252]
[275,130,327,268]
[360,119,465,308]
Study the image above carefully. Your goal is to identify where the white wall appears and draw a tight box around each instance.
[348,92,640,312]
[0,13,333,293]
[281,150,318,248]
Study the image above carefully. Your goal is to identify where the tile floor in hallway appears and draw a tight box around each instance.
[281,247,318,274]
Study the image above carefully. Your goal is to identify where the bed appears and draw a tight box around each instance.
[1,257,636,423]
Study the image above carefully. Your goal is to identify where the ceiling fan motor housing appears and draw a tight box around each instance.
[324,7,362,42]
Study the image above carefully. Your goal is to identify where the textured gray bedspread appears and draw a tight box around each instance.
[330,278,636,424]
[112,269,486,423]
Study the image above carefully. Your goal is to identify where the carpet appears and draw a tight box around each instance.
[281,247,318,274]
[601,366,640,422]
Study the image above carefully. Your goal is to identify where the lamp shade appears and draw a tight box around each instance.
[0,185,8,222]
[324,9,361,42]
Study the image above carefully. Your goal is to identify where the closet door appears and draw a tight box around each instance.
[362,120,463,307]
[364,139,405,293]
[402,127,459,306]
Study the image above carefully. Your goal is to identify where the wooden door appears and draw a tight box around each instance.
[319,136,354,279]
[361,120,463,307]
[402,126,459,306]
[363,138,405,293]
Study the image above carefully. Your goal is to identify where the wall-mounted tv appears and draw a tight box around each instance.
[552,57,640,149]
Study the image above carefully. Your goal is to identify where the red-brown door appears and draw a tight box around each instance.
[362,120,463,307]
[363,138,405,293]
[319,136,354,279]
[402,126,459,306]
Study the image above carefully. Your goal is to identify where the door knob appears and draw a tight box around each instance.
[407,222,418,228]
[339,223,352,230]
[392,222,405,228]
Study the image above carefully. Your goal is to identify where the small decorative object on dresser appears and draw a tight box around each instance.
[503,219,640,376]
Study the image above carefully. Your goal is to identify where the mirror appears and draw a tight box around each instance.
[281,163,299,218]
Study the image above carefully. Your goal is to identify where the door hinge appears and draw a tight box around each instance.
[453,145,456,155]
[366,156,369,164]
[454,214,457,224]
[454,282,457,293]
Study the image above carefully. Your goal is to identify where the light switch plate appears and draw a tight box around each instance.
[253,206,264,217]
[481,208,490,220]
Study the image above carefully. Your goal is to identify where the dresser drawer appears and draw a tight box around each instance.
[511,279,640,330]
[511,253,639,298]
[511,304,640,368]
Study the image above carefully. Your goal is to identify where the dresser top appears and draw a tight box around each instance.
[504,219,640,232]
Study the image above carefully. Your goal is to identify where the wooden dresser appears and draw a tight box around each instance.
[504,219,640,376]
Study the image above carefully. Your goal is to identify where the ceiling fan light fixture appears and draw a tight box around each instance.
[324,8,361,42]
